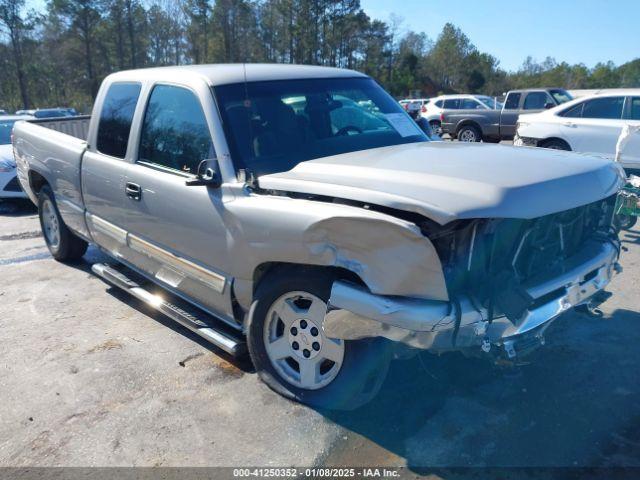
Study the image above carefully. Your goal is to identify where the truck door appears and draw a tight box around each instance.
[82,82,142,256]
[499,92,521,139]
[120,83,235,323]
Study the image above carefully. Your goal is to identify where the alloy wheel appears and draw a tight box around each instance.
[263,291,344,390]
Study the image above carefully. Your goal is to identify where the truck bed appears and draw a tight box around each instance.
[30,115,91,140]
[13,116,91,237]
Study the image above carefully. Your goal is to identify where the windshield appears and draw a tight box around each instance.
[0,120,16,145]
[550,89,573,105]
[215,77,428,176]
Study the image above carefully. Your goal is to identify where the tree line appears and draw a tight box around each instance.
[1,0,639,113]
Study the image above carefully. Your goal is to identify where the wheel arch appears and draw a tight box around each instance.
[231,262,365,326]
[252,262,365,294]
[455,120,483,137]
[539,137,572,150]
[29,169,50,197]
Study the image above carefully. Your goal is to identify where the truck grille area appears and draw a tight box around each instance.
[423,194,619,322]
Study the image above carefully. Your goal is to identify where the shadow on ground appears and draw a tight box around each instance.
[319,307,640,470]
[0,198,37,216]
[76,251,255,374]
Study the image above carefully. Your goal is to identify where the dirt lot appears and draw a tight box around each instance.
[1,198,640,471]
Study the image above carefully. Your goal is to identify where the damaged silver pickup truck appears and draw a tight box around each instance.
[13,64,625,409]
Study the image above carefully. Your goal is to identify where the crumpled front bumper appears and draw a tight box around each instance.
[322,239,620,357]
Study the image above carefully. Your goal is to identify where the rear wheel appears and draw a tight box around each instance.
[247,267,391,410]
[457,125,481,142]
[38,185,88,261]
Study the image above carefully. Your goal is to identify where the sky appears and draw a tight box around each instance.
[360,0,640,72]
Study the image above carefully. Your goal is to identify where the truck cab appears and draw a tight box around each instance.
[500,88,573,139]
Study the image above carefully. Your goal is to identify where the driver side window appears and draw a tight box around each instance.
[138,85,214,175]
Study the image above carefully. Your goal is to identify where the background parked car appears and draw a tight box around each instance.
[0,115,33,199]
[399,98,430,121]
[424,94,501,137]
[515,90,640,172]
[441,88,572,142]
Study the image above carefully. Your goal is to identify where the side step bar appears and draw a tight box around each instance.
[91,263,246,357]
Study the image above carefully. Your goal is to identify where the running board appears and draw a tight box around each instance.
[91,263,246,357]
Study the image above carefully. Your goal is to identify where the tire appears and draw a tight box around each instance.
[38,185,88,261]
[429,121,443,137]
[541,139,571,151]
[457,125,481,142]
[247,267,392,410]
[616,214,638,230]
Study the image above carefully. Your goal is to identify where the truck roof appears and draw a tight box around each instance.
[106,63,368,87]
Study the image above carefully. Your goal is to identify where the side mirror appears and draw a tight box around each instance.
[185,159,222,187]
[544,102,555,109]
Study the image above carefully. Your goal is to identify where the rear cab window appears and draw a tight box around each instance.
[96,82,142,158]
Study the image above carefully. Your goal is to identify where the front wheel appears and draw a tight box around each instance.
[457,125,481,142]
[247,267,391,410]
[38,185,88,261]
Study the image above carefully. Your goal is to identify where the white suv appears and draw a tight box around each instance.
[515,91,640,171]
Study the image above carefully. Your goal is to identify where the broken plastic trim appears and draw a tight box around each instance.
[323,239,619,353]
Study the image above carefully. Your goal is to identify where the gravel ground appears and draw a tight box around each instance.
[1,197,639,472]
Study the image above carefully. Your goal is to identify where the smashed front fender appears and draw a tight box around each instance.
[303,215,448,301]
[227,194,449,309]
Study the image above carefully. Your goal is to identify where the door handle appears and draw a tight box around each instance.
[125,182,142,201]
[563,122,577,128]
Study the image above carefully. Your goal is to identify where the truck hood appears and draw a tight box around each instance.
[257,142,625,225]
